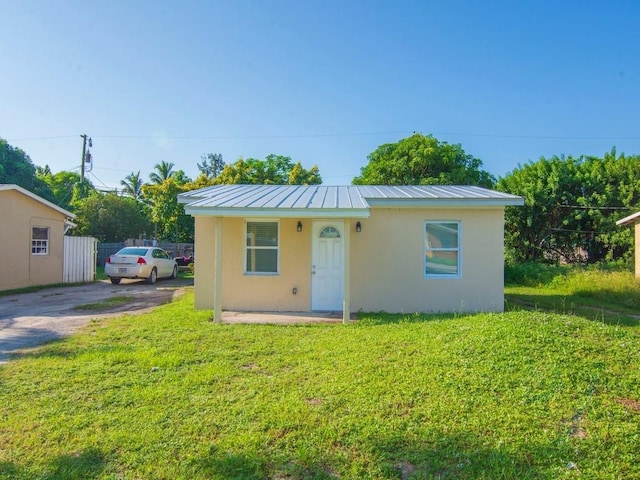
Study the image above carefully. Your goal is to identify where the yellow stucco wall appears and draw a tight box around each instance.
[0,189,67,290]
[193,206,506,313]
[193,216,217,309]
[194,216,312,311]
[349,207,505,313]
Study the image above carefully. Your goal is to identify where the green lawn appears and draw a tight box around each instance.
[1,271,640,479]
[505,263,640,327]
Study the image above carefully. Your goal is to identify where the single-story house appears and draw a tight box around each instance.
[178,184,524,321]
[0,184,75,291]
[616,211,640,277]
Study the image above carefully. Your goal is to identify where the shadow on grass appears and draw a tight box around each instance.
[0,447,107,479]
[355,311,465,326]
[505,292,640,327]
[189,448,347,479]
[189,431,564,479]
[192,449,342,480]
[0,325,66,363]
[372,432,557,480]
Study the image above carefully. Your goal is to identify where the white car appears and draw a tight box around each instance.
[105,247,178,285]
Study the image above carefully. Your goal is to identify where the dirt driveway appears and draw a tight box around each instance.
[0,278,192,363]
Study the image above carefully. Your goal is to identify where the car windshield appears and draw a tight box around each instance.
[116,248,149,256]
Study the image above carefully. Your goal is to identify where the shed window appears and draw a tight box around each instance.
[245,221,278,274]
[425,222,460,277]
[32,227,50,255]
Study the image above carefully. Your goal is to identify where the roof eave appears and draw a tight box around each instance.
[616,211,640,226]
[177,193,198,204]
[184,207,372,218]
[365,198,525,207]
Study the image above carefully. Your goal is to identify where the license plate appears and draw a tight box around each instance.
[118,268,128,273]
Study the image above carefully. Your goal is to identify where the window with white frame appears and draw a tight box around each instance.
[245,221,278,274]
[32,226,50,255]
[425,222,460,277]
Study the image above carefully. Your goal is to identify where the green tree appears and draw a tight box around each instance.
[149,161,176,184]
[36,169,95,211]
[578,149,640,262]
[142,178,193,242]
[288,162,322,185]
[35,164,51,176]
[120,171,144,200]
[0,138,52,199]
[497,149,640,264]
[197,153,225,179]
[142,162,194,242]
[73,192,152,242]
[189,173,216,190]
[497,155,583,263]
[353,133,495,187]
[213,154,322,185]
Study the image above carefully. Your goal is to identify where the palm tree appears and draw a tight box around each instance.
[149,161,175,184]
[120,171,144,200]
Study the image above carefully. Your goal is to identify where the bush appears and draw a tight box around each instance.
[504,262,569,287]
[505,261,633,288]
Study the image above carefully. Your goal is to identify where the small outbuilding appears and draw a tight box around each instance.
[0,184,76,290]
[616,211,640,277]
[179,184,524,321]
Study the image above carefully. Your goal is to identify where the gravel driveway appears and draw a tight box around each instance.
[0,278,192,363]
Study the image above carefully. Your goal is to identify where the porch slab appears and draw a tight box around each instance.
[219,311,356,324]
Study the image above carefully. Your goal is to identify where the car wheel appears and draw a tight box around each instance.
[110,277,121,285]
[147,268,157,284]
[171,265,178,279]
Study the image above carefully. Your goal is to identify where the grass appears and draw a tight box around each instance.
[1,267,640,478]
[73,295,136,311]
[505,263,640,326]
[95,266,108,281]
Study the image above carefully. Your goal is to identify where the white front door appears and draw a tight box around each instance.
[311,221,344,311]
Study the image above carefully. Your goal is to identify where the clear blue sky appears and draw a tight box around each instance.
[2,0,639,190]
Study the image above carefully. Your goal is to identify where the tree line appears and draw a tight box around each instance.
[0,138,321,243]
[2,134,638,266]
[353,134,639,265]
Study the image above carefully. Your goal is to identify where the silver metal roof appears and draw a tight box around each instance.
[179,185,524,218]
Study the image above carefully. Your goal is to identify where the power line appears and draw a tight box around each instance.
[431,132,640,141]
[8,131,411,142]
[87,171,112,190]
[6,135,78,141]
[7,130,640,142]
[549,228,597,234]
[531,204,635,210]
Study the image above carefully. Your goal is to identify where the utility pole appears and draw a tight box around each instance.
[79,134,93,198]
[80,134,92,183]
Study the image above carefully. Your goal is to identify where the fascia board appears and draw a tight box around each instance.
[184,206,372,218]
[616,211,640,226]
[365,198,525,207]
